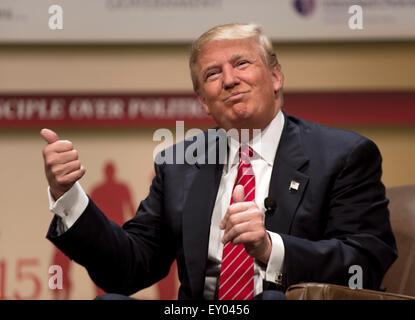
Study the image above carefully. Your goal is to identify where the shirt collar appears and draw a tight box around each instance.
[226,110,285,171]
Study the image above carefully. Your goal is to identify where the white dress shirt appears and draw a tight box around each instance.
[48,110,285,299]
[203,111,285,299]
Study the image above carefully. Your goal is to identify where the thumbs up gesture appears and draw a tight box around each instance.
[41,128,86,200]
[220,185,272,264]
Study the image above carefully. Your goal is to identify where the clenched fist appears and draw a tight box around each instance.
[41,128,86,200]
[220,185,272,264]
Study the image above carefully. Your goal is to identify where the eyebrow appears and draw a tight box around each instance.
[200,52,256,78]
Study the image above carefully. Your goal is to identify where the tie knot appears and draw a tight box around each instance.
[238,145,254,161]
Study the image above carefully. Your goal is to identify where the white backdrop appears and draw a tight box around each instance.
[0,0,415,43]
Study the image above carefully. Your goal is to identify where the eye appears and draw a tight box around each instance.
[236,60,249,68]
[205,70,220,81]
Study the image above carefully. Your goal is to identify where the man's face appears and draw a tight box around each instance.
[196,38,283,131]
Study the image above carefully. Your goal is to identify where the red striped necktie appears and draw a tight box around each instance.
[218,146,255,300]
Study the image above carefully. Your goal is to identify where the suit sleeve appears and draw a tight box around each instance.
[46,161,175,295]
[280,139,397,290]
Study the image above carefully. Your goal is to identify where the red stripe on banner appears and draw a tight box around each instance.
[283,92,415,126]
[0,92,414,128]
[0,93,215,128]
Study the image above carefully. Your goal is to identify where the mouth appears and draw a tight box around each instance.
[223,91,249,102]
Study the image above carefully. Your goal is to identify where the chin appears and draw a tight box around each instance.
[231,104,252,122]
[232,102,248,114]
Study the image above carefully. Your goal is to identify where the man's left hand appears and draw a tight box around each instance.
[220,185,272,264]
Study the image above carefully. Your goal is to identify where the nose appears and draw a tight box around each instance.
[222,65,240,89]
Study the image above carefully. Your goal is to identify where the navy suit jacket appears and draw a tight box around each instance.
[47,113,397,299]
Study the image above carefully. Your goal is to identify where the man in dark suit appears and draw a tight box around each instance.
[41,23,397,300]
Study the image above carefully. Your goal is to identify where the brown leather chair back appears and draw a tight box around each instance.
[382,185,415,296]
[286,282,414,300]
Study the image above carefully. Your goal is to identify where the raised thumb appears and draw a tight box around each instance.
[232,184,245,203]
[40,128,59,144]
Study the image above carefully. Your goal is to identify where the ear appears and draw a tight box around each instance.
[270,66,283,94]
[197,92,211,116]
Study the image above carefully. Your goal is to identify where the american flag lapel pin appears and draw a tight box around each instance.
[289,180,300,191]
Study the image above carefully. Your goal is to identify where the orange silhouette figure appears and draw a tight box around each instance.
[90,162,136,226]
[156,260,178,300]
[90,161,136,296]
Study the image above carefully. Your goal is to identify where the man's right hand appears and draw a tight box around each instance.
[41,128,86,200]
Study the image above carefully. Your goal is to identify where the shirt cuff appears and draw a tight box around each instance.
[264,231,285,283]
[48,182,89,231]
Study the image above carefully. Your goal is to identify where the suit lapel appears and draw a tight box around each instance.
[182,129,225,298]
[265,114,310,234]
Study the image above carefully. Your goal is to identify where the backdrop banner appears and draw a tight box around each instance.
[0,92,414,128]
[1,0,415,43]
